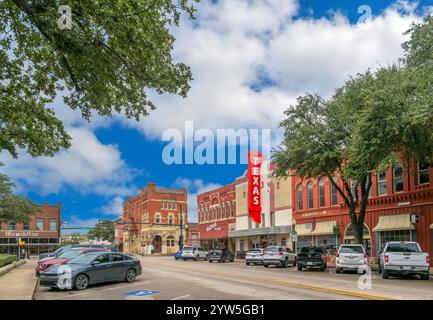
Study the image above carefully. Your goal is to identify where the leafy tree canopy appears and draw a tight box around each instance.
[87,220,114,242]
[0,0,197,158]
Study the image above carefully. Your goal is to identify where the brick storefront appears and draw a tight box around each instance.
[0,203,61,256]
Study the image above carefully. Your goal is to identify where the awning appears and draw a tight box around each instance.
[373,214,415,232]
[311,221,336,236]
[295,223,313,236]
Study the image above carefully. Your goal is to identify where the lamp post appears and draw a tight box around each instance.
[179,204,184,251]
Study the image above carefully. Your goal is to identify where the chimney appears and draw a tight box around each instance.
[147,182,156,191]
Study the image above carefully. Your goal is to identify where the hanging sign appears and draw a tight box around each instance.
[248,151,264,224]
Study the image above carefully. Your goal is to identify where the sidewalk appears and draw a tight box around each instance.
[0,259,38,300]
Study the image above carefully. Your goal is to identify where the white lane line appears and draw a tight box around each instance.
[170,294,190,300]
[47,281,152,300]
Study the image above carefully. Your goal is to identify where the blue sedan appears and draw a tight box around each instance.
[174,250,183,260]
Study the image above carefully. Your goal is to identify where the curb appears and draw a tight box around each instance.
[0,259,26,277]
[32,276,40,300]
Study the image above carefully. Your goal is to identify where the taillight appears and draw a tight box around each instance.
[336,252,340,258]
[427,255,430,264]
[279,252,284,256]
[384,255,389,263]
[364,253,368,259]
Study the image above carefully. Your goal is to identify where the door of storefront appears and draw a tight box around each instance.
[153,235,162,253]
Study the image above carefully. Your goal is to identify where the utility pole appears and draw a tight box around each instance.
[179,204,184,251]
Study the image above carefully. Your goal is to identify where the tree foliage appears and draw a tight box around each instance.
[0,0,197,158]
[88,220,114,242]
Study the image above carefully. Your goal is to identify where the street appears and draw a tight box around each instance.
[34,256,433,300]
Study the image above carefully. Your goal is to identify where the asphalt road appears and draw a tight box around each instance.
[34,256,433,300]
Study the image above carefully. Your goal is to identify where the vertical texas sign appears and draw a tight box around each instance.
[248,151,264,224]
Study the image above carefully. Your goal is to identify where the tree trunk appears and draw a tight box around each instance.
[353,220,364,245]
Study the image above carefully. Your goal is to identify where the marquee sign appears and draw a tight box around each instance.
[248,151,264,224]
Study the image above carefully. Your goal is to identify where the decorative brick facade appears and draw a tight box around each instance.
[122,182,187,255]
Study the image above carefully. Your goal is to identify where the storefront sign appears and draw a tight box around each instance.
[248,151,264,224]
[302,210,328,217]
[206,223,221,232]
[4,231,40,237]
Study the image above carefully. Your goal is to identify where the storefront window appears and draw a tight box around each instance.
[393,163,404,193]
[318,179,325,207]
[307,182,314,208]
[379,230,411,251]
[418,160,430,185]
[240,240,245,252]
[377,172,387,196]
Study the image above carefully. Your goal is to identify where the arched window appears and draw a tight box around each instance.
[155,214,161,224]
[318,179,325,207]
[297,184,303,210]
[307,182,314,208]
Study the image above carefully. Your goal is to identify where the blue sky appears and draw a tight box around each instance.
[1,0,433,232]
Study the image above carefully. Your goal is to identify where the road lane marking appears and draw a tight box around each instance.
[171,294,190,300]
[46,281,152,300]
[148,263,397,300]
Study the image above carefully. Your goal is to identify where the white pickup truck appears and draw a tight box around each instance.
[379,241,430,280]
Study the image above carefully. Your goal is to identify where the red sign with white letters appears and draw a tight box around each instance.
[248,151,264,224]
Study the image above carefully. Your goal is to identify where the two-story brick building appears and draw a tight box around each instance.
[197,183,236,250]
[0,202,61,255]
[122,182,187,255]
[292,160,433,263]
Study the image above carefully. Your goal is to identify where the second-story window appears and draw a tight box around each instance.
[23,222,30,230]
[9,221,16,230]
[330,176,338,205]
[155,214,161,224]
[393,163,404,193]
[307,182,314,208]
[318,179,325,207]
[36,218,44,231]
[49,219,57,231]
[297,184,303,210]
[168,215,174,225]
[418,160,430,185]
[377,172,387,196]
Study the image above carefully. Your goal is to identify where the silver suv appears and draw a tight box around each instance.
[181,246,208,261]
[336,244,368,274]
[263,246,297,268]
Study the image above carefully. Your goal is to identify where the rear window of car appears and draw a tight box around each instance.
[300,246,324,253]
[265,247,278,252]
[248,249,262,253]
[386,243,420,253]
[339,246,364,254]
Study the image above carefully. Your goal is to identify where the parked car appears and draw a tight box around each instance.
[208,248,234,263]
[174,250,183,260]
[297,246,327,271]
[379,241,430,280]
[39,252,142,290]
[39,244,74,260]
[36,247,106,276]
[336,244,368,274]
[181,246,208,260]
[263,246,296,268]
[245,248,265,265]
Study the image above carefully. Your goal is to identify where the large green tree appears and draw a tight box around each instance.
[0,0,197,158]
[87,220,114,242]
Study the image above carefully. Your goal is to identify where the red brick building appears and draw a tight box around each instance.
[197,183,236,250]
[0,202,61,255]
[186,223,200,247]
[292,160,433,264]
[122,182,187,255]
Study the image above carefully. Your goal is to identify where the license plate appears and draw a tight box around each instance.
[403,266,411,270]
[307,262,313,265]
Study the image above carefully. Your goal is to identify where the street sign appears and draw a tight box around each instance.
[291,231,298,242]
[124,290,160,298]
[333,226,340,236]
[18,241,25,246]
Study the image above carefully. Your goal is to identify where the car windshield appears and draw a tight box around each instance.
[57,250,82,259]
[386,243,420,253]
[300,246,323,253]
[265,247,279,252]
[183,247,193,252]
[68,252,102,265]
[339,246,364,254]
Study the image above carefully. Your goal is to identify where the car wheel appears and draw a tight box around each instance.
[336,268,342,274]
[320,264,326,272]
[194,256,198,261]
[382,269,389,279]
[209,260,212,263]
[283,258,289,268]
[264,264,269,268]
[297,265,302,271]
[125,269,136,283]
[293,258,297,267]
[421,273,430,281]
[74,274,89,290]
[246,262,250,266]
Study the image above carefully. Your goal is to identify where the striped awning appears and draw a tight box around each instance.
[295,223,312,236]
[311,221,336,236]
[373,214,415,232]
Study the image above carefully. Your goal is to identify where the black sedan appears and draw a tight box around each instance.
[208,248,235,263]
[39,252,142,290]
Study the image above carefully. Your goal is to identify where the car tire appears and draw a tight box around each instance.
[125,269,136,283]
[194,256,198,261]
[336,268,342,274]
[382,269,389,279]
[293,258,297,267]
[297,265,302,271]
[74,274,89,290]
[246,262,250,266]
[421,273,430,281]
[378,265,382,274]
[209,260,212,263]
[264,264,269,268]
[283,258,289,268]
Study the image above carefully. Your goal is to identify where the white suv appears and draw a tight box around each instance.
[181,246,208,261]
[263,246,297,268]
[336,244,368,274]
